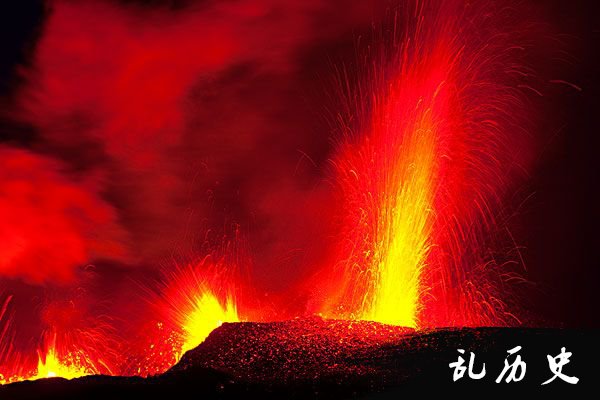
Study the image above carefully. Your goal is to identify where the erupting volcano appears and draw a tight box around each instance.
[0,0,592,396]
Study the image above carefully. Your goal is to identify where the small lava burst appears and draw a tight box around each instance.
[126,257,242,376]
[162,261,241,358]
[0,346,92,384]
[0,294,117,384]
[179,289,239,355]
[33,347,90,381]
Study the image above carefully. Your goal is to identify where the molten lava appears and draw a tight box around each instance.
[34,347,90,380]
[362,95,441,328]
[0,346,92,384]
[321,1,540,328]
[121,258,243,377]
[161,263,241,358]
[179,289,239,355]
[328,66,445,328]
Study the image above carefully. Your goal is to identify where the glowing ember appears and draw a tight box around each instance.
[172,317,415,382]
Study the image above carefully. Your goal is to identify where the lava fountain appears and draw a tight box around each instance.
[321,1,541,328]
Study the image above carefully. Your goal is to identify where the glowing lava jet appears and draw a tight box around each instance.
[33,347,90,380]
[178,287,239,355]
[328,57,444,328]
[131,258,241,376]
[0,294,116,384]
[322,1,540,328]
[0,344,95,384]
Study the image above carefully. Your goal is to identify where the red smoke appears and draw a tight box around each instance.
[0,146,127,283]
[11,0,376,275]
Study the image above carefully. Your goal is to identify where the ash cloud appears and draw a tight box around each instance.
[2,0,380,289]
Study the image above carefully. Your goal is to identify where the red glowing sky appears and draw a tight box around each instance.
[6,0,381,286]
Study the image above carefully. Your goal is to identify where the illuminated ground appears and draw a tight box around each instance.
[1,318,597,398]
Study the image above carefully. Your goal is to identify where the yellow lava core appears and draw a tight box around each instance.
[180,290,239,355]
[0,347,91,384]
[360,110,436,328]
[34,347,90,380]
